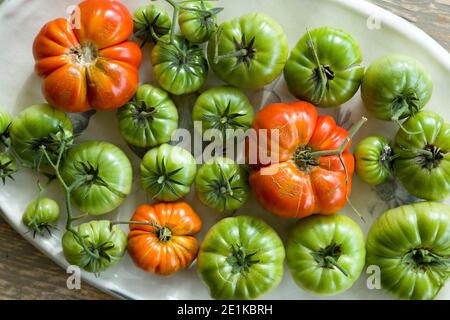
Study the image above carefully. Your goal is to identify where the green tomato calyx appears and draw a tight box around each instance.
[418,145,445,170]
[0,154,16,185]
[134,9,171,47]
[74,161,112,192]
[402,248,450,272]
[203,101,247,134]
[128,99,158,125]
[207,163,243,210]
[31,128,73,169]
[226,245,260,275]
[391,90,424,135]
[27,222,57,238]
[157,226,172,243]
[213,29,256,69]
[293,146,319,171]
[146,157,184,199]
[391,90,420,121]
[310,242,349,277]
[83,240,117,275]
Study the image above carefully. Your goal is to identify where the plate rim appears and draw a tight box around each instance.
[1,0,449,300]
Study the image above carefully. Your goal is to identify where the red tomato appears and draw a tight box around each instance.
[249,101,355,219]
[127,202,202,276]
[33,0,142,112]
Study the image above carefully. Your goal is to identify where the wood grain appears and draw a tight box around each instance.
[0,218,113,300]
[370,0,450,48]
[0,1,449,300]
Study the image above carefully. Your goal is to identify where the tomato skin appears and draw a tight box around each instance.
[62,220,127,273]
[197,215,285,300]
[195,157,250,212]
[0,108,11,135]
[249,101,354,219]
[207,13,288,89]
[179,1,217,44]
[366,202,450,300]
[284,27,364,108]
[60,141,133,215]
[361,55,433,121]
[33,0,142,112]
[354,136,394,185]
[151,35,208,95]
[287,214,366,295]
[9,104,73,166]
[117,84,179,149]
[134,5,171,45]
[128,202,202,275]
[140,144,197,202]
[192,86,254,140]
[22,197,60,235]
[393,111,449,201]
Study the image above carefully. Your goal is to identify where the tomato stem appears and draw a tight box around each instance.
[308,116,368,158]
[310,242,349,277]
[393,118,423,135]
[306,29,328,104]
[40,143,101,262]
[112,220,172,242]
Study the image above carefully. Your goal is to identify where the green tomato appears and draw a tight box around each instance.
[367,201,450,300]
[286,214,366,296]
[22,197,59,236]
[393,111,449,201]
[62,220,127,274]
[207,13,288,89]
[0,107,12,136]
[284,27,364,108]
[195,157,250,212]
[117,84,179,149]
[192,86,254,141]
[9,104,73,167]
[198,215,285,300]
[0,152,16,185]
[361,55,433,121]
[179,1,219,44]
[151,35,208,95]
[60,141,133,215]
[140,144,197,201]
[133,5,171,45]
[354,136,394,185]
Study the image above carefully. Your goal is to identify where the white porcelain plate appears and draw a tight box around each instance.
[0,0,449,300]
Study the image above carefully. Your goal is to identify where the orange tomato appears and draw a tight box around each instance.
[127,202,202,276]
[249,101,355,219]
[33,0,142,112]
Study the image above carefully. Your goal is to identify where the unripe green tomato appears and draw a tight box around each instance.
[179,1,218,44]
[354,136,394,185]
[361,55,433,121]
[22,197,60,235]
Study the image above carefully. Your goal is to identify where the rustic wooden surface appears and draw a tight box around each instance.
[0,0,449,300]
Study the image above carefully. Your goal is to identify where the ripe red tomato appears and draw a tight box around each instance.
[33,0,142,112]
[249,101,355,219]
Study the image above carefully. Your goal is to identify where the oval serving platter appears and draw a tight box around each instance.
[0,0,449,300]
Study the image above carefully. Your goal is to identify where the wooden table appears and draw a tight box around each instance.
[0,0,449,300]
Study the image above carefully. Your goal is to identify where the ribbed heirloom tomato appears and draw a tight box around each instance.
[249,101,361,219]
[128,202,202,276]
[33,0,142,112]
